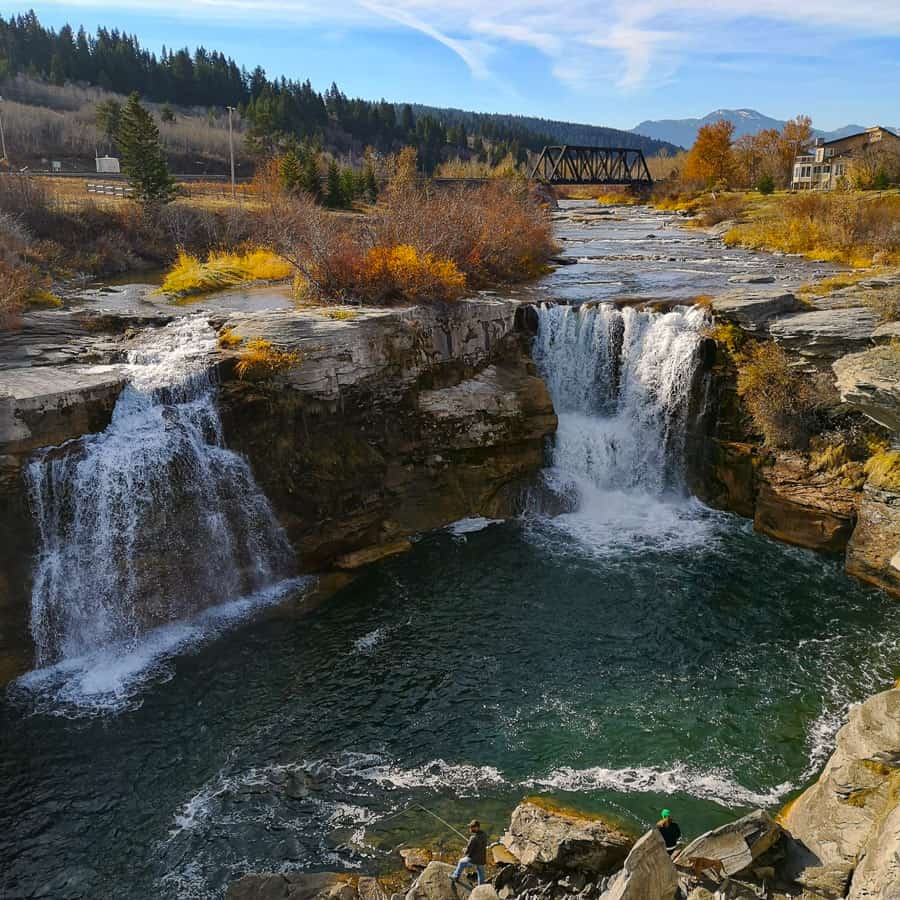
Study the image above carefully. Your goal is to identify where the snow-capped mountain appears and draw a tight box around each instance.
[631,109,897,149]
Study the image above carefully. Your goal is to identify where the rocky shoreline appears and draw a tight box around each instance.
[226,687,900,899]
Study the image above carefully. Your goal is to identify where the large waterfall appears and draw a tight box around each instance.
[531,302,710,549]
[25,317,294,677]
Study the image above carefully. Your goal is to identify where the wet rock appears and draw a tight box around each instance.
[779,687,900,898]
[710,289,801,331]
[358,877,388,900]
[833,345,900,433]
[600,829,678,900]
[674,809,781,877]
[769,307,884,360]
[335,540,413,570]
[400,848,435,872]
[753,454,859,553]
[501,800,633,873]
[406,861,469,900]
[226,872,356,900]
[846,482,900,598]
[846,801,900,899]
[727,274,776,284]
[469,886,500,900]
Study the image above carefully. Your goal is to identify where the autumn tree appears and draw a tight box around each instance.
[778,115,814,184]
[683,120,738,188]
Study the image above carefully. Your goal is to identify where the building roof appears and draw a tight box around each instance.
[822,126,898,146]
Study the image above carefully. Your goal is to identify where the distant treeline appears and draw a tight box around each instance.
[0,10,678,172]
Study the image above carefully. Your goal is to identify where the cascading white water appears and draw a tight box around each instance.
[531,302,710,550]
[26,316,294,669]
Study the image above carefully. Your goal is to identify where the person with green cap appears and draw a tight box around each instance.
[450,820,489,885]
[656,809,681,853]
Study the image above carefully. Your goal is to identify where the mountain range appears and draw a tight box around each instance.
[632,109,899,149]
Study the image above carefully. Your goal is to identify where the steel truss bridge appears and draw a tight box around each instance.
[531,145,653,186]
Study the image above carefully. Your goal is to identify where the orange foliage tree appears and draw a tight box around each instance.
[683,120,738,188]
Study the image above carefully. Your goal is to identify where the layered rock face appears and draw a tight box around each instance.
[779,687,900,899]
[214,300,557,571]
[0,298,556,682]
[699,285,900,595]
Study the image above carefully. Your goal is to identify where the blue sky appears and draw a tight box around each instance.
[15,1,900,131]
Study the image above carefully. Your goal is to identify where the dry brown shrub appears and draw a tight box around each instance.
[698,194,746,226]
[736,341,831,449]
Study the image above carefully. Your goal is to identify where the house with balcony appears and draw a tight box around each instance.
[790,126,900,190]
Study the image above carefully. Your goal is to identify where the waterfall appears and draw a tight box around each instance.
[531,302,710,550]
[26,316,294,670]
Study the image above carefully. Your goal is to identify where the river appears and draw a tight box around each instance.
[1,202,896,900]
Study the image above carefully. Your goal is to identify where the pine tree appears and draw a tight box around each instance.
[339,167,356,205]
[116,92,175,206]
[364,162,378,202]
[300,153,321,198]
[325,159,343,207]
[279,148,303,193]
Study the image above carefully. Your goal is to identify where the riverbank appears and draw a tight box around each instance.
[1,201,898,900]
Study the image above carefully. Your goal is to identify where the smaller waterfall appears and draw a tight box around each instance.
[26,317,294,671]
[531,302,712,551]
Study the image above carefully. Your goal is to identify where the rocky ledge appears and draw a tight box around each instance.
[231,790,881,900]
[699,283,900,597]
[0,297,556,682]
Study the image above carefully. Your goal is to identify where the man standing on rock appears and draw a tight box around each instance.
[450,820,489,886]
[656,809,682,853]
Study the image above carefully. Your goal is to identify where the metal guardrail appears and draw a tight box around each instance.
[86,182,133,198]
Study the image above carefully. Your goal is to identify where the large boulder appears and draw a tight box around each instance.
[226,873,357,900]
[846,479,900,598]
[754,454,859,553]
[405,862,469,900]
[710,290,802,331]
[833,345,900,433]
[500,800,633,873]
[769,307,884,360]
[673,810,781,877]
[846,802,900,899]
[600,829,678,900]
[779,687,900,898]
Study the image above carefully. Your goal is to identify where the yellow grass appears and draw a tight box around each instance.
[595,192,640,206]
[217,327,243,348]
[234,338,302,379]
[865,451,900,491]
[25,289,63,308]
[161,249,293,297]
[323,308,358,320]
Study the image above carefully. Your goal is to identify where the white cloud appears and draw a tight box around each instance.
[35,0,900,90]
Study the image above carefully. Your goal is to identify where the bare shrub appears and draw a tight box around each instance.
[698,194,746,226]
[736,341,831,449]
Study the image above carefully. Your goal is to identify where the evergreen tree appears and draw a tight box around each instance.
[116,92,175,206]
[325,158,343,207]
[300,153,321,198]
[339,167,357,205]
[279,148,303,193]
[95,98,122,145]
[364,162,378,202]
[160,103,176,123]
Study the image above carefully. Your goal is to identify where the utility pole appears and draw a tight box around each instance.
[0,96,8,163]
[226,105,236,200]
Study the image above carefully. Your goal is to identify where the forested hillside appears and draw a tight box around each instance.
[0,10,677,172]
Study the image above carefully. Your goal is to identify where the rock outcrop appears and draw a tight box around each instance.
[0,297,557,682]
[769,307,886,361]
[226,872,357,900]
[709,290,802,332]
[845,482,900,598]
[833,346,900,434]
[406,862,470,900]
[600,829,678,900]
[500,800,633,874]
[674,810,781,878]
[779,687,900,898]
[753,454,860,553]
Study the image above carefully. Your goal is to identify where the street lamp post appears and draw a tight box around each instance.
[226,105,236,200]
